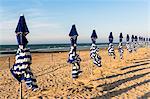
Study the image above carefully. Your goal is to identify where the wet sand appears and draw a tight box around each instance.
[0,47,150,98]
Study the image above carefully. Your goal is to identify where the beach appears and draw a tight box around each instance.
[0,47,150,98]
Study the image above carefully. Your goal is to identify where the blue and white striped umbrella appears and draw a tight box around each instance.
[142,37,145,46]
[138,36,142,47]
[118,33,124,59]
[134,36,138,51]
[131,35,135,51]
[141,37,145,47]
[126,34,132,53]
[67,24,81,79]
[108,32,115,59]
[146,38,149,46]
[149,38,150,47]
[10,14,38,91]
[90,30,101,67]
[15,14,29,48]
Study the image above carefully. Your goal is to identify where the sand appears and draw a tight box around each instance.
[0,47,150,99]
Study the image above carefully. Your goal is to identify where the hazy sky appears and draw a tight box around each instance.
[0,0,149,44]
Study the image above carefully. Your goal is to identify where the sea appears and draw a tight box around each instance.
[0,43,119,56]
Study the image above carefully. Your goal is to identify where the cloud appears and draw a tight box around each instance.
[0,5,65,44]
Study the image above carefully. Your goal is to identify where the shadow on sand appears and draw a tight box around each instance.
[133,59,150,64]
[92,79,150,99]
[96,72,150,91]
[94,67,150,81]
[137,92,150,99]
[120,62,150,70]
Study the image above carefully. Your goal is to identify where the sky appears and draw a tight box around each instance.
[0,0,149,44]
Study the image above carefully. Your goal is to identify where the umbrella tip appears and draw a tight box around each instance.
[20,13,24,16]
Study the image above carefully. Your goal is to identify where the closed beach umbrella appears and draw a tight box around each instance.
[149,38,150,47]
[134,35,138,51]
[138,36,141,47]
[141,37,144,47]
[126,34,132,53]
[108,32,115,59]
[10,14,38,91]
[131,35,135,51]
[67,24,81,79]
[146,38,149,46]
[90,30,101,67]
[118,33,124,59]
[144,37,146,46]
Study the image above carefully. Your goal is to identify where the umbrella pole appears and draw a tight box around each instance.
[8,57,10,69]
[20,82,22,99]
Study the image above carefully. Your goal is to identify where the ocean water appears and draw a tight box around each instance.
[0,43,118,54]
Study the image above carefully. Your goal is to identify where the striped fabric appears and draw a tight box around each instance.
[126,34,132,53]
[90,30,101,67]
[148,38,150,47]
[126,41,132,53]
[68,25,81,79]
[108,43,115,59]
[133,36,138,51]
[131,35,138,52]
[90,43,101,67]
[118,33,124,59]
[118,42,124,59]
[10,48,38,91]
[133,41,138,51]
[130,41,135,52]
[68,45,81,79]
[108,32,115,59]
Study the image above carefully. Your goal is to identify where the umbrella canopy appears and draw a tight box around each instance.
[91,30,98,44]
[15,14,29,34]
[118,33,124,59]
[134,36,138,41]
[131,35,134,42]
[15,14,29,48]
[108,32,115,59]
[90,30,101,67]
[126,34,132,53]
[10,14,38,91]
[69,25,78,46]
[144,38,145,42]
[139,36,141,41]
[126,34,130,42]
[91,30,98,39]
[68,24,81,79]
[69,24,78,37]
[119,33,123,42]
[109,32,113,43]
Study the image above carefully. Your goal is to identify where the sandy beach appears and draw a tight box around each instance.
[0,47,150,99]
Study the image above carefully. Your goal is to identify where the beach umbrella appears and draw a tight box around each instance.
[10,14,38,94]
[134,35,138,51]
[146,38,149,46]
[67,24,81,79]
[90,30,101,67]
[144,37,146,46]
[108,32,115,59]
[138,36,141,47]
[126,34,132,53]
[149,38,150,47]
[118,33,124,59]
[131,35,135,51]
[141,37,144,47]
